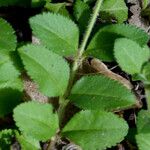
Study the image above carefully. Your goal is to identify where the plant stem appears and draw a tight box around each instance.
[64,0,104,99]
[58,0,104,126]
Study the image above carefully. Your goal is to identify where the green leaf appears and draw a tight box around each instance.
[136,110,150,150]
[137,110,150,134]
[62,110,128,150]
[0,78,23,117]
[0,78,23,90]
[86,24,149,61]
[0,129,14,149]
[0,51,20,82]
[100,0,128,23]
[45,3,70,18]
[114,38,150,75]
[13,101,59,141]
[142,0,149,9]
[0,0,30,7]
[136,133,150,150]
[74,0,91,33]
[31,0,46,7]
[145,87,150,109]
[0,18,17,52]
[142,62,150,83]
[83,0,94,4]
[18,44,70,97]
[0,0,46,7]
[16,133,40,150]
[30,12,79,56]
[70,75,136,111]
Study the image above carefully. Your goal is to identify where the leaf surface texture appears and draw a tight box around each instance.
[62,110,128,150]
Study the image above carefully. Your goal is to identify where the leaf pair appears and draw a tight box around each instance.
[21,13,137,111]
[17,12,138,150]
[13,101,128,150]
[19,40,137,110]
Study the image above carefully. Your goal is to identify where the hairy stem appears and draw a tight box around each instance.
[64,0,103,99]
[58,0,104,127]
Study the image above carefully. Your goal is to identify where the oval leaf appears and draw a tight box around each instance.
[70,75,136,111]
[62,110,128,150]
[18,44,70,97]
[30,12,79,56]
[13,101,59,141]
[114,38,150,75]
[86,24,149,61]
[0,18,17,52]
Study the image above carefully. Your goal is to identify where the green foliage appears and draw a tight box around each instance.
[100,0,128,23]
[83,0,94,3]
[0,51,20,82]
[0,18,17,52]
[137,110,150,133]
[0,0,30,7]
[74,0,91,33]
[13,101,59,141]
[0,0,46,7]
[0,129,14,149]
[70,75,136,111]
[136,134,150,150]
[62,110,128,150]
[145,88,150,109]
[45,3,70,18]
[136,110,150,150]
[0,78,23,117]
[83,0,128,23]
[0,78,23,90]
[142,0,149,9]
[18,44,70,97]
[16,133,40,150]
[86,24,149,61]
[114,38,150,75]
[142,62,150,84]
[31,0,46,7]
[30,12,79,56]
[1,0,150,149]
